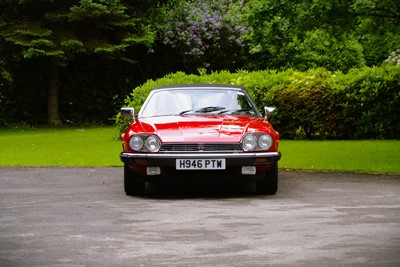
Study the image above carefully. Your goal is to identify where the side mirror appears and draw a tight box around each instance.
[120,107,135,120]
[264,106,276,120]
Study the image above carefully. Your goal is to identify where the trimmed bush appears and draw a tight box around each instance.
[332,66,400,139]
[117,66,400,139]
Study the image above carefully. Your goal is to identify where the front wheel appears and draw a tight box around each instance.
[124,163,145,196]
[256,163,278,195]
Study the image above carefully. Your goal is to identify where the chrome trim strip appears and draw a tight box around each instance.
[121,152,281,159]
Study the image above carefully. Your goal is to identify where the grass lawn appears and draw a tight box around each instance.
[0,127,122,167]
[0,127,399,173]
[279,140,400,173]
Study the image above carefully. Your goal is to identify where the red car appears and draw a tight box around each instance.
[120,84,281,195]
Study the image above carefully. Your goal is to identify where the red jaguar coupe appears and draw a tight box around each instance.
[120,84,281,196]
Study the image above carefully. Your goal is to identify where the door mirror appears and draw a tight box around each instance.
[264,106,276,120]
[120,107,135,120]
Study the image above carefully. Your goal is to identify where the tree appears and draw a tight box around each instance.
[0,0,154,125]
[0,58,12,125]
[151,0,249,71]
[352,0,400,65]
[243,0,400,70]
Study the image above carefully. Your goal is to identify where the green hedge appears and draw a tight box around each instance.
[118,66,400,139]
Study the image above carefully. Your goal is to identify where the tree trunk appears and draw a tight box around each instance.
[47,61,62,126]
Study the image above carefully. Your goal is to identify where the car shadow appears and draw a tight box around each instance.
[141,182,260,199]
[125,171,296,199]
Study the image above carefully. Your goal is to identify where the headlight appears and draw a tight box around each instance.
[241,133,274,151]
[242,134,257,151]
[144,135,161,152]
[258,134,272,150]
[129,135,144,151]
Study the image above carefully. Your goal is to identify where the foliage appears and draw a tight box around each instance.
[0,55,137,127]
[242,0,399,70]
[352,0,400,65]
[0,59,13,126]
[334,66,400,139]
[290,30,366,72]
[386,49,400,65]
[1,0,399,128]
[273,69,334,139]
[0,0,155,125]
[118,66,400,140]
[152,0,248,70]
[0,0,154,62]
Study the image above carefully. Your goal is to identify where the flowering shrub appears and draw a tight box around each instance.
[385,49,400,65]
[156,0,248,67]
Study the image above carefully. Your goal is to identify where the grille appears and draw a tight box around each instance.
[160,143,242,152]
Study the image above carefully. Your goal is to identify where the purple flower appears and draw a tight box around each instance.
[159,0,249,60]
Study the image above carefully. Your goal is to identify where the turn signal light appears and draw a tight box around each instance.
[133,159,149,165]
[255,158,270,163]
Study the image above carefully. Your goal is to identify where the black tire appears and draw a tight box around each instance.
[124,163,145,196]
[256,162,278,195]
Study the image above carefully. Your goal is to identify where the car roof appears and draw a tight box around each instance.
[153,84,247,92]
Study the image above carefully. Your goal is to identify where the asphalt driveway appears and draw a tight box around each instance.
[0,167,399,266]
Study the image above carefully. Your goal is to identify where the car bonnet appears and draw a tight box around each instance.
[136,115,266,143]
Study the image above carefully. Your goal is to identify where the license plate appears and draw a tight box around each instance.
[176,159,226,170]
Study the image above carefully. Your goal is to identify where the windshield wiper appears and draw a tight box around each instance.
[218,109,253,115]
[180,106,225,115]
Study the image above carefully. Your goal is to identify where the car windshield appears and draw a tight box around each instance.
[139,88,259,118]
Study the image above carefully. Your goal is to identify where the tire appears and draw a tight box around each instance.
[124,163,145,196]
[256,162,278,195]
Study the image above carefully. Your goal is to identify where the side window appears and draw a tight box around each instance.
[237,93,252,110]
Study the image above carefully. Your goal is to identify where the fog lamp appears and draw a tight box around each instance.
[147,167,161,176]
[241,166,256,175]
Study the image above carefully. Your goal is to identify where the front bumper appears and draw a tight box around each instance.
[120,151,281,182]
[121,151,281,162]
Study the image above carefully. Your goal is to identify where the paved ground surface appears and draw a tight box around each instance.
[0,167,399,266]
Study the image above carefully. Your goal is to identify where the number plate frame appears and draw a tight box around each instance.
[176,159,226,170]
